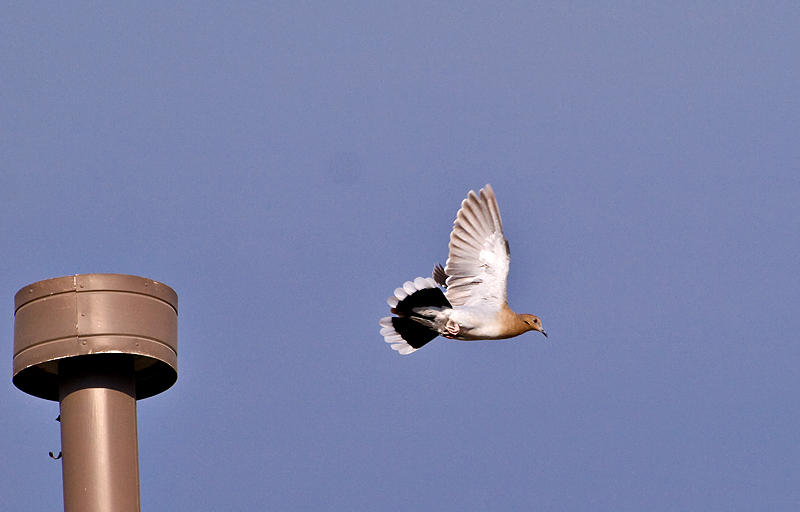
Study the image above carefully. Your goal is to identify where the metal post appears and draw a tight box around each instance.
[12,274,178,512]
[59,355,140,512]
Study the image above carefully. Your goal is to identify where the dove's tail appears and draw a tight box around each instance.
[379,277,452,355]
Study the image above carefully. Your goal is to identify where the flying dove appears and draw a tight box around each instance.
[380,184,547,355]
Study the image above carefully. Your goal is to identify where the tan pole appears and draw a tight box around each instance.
[12,274,178,512]
[59,355,140,512]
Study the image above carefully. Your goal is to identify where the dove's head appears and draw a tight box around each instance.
[520,314,548,338]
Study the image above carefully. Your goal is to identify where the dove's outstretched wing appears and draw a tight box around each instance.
[443,184,510,310]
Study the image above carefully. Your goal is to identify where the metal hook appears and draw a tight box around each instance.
[51,413,62,458]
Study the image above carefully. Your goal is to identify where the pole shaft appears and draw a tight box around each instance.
[59,356,140,512]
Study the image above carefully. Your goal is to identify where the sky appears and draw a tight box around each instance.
[2,2,799,510]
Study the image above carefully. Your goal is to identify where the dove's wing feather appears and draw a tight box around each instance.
[444,184,509,309]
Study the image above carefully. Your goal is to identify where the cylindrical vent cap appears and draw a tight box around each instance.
[13,274,178,400]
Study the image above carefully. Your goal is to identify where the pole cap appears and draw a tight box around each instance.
[13,274,178,401]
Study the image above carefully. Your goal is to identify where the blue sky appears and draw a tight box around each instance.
[2,3,799,510]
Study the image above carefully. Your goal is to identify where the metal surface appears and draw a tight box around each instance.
[59,355,140,512]
[13,274,178,400]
